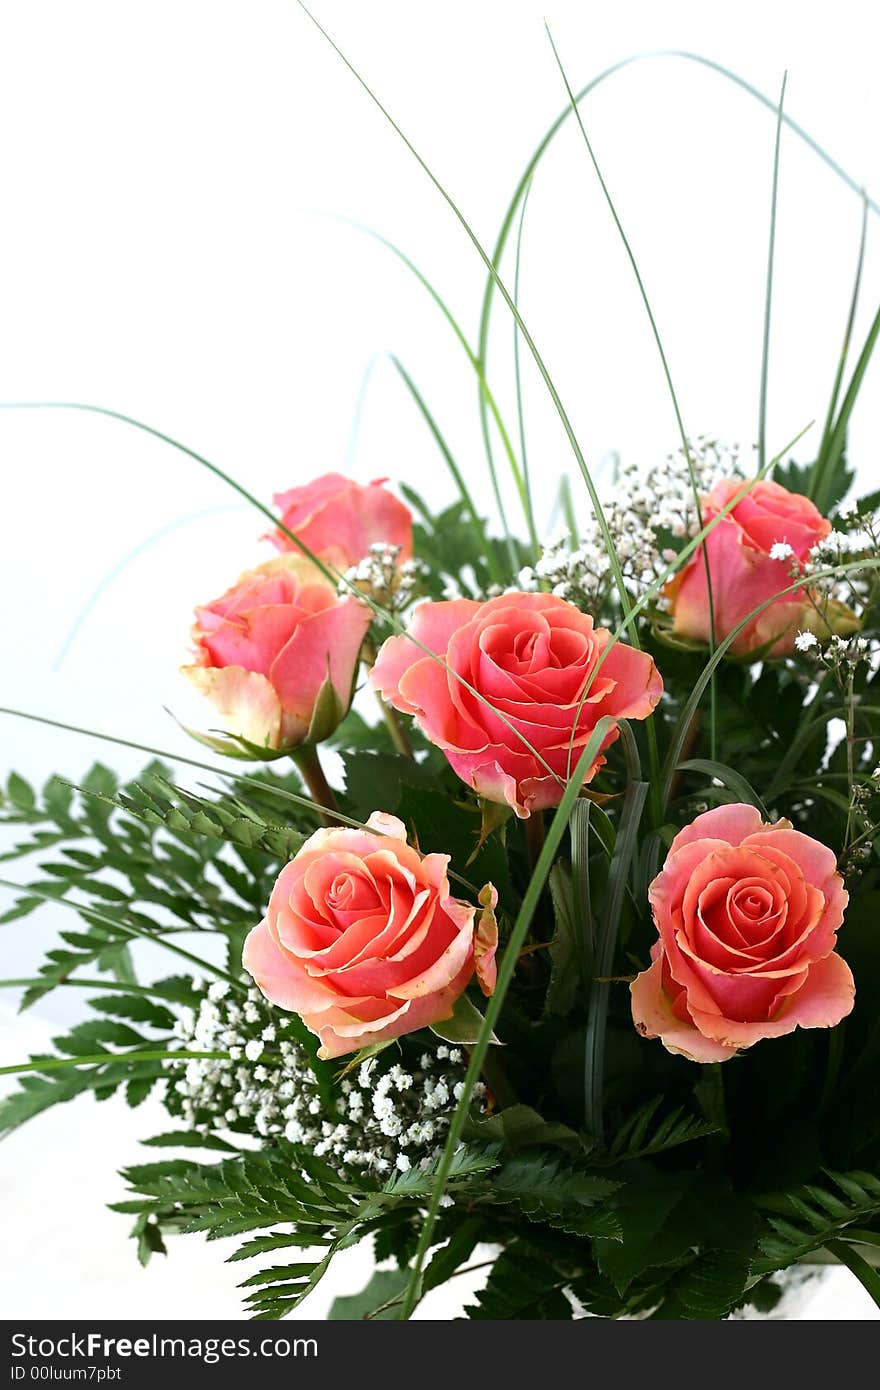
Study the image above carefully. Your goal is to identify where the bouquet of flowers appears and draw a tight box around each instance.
[3,22,880,1321]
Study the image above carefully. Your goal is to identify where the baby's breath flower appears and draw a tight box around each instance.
[769,541,794,561]
[167,989,480,1181]
[528,438,750,612]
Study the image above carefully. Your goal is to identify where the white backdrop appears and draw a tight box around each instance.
[1,0,879,1320]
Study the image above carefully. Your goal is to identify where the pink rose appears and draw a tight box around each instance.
[370,593,663,818]
[666,478,834,657]
[268,472,413,571]
[242,812,477,1058]
[182,555,371,753]
[631,804,854,1062]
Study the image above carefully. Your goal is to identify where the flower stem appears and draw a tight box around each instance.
[375,691,415,758]
[292,746,339,823]
[525,809,546,871]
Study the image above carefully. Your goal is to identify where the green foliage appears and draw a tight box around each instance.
[0,762,314,1010]
[0,972,200,1136]
[328,1268,411,1320]
[114,1143,382,1320]
[603,1097,722,1164]
[752,1170,880,1274]
[465,1241,574,1320]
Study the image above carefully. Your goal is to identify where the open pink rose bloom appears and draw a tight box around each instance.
[665,477,842,657]
[243,812,479,1059]
[268,471,412,571]
[631,804,854,1062]
[370,592,663,818]
[182,554,371,752]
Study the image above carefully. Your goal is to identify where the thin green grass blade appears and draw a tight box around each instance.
[0,708,477,893]
[815,196,869,470]
[512,174,538,554]
[398,714,618,1319]
[52,506,242,671]
[545,23,718,763]
[0,977,201,999]
[675,758,769,818]
[290,4,655,694]
[0,403,564,788]
[389,355,502,583]
[569,799,594,993]
[0,1049,225,1078]
[825,1239,880,1309]
[476,49,877,531]
[0,875,244,989]
[582,780,648,1140]
[660,554,880,805]
[758,74,787,476]
[337,217,523,571]
[558,473,579,545]
[562,421,812,784]
[809,299,880,514]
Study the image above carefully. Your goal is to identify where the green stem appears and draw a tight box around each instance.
[291,746,339,821]
[525,810,546,872]
[844,668,857,851]
[375,691,415,759]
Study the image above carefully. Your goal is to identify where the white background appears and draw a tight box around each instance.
[1,0,879,1319]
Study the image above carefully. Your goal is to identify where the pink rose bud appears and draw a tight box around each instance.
[267,472,413,571]
[631,804,854,1062]
[370,593,663,818]
[665,478,856,658]
[243,812,477,1058]
[181,555,371,755]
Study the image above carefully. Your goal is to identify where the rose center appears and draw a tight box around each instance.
[327,871,378,916]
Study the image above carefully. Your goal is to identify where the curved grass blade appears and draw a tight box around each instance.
[0,403,564,788]
[511,174,538,555]
[0,875,245,990]
[389,355,501,583]
[675,758,769,818]
[335,217,523,569]
[398,714,617,1319]
[0,977,200,1000]
[809,300,880,515]
[814,196,869,476]
[290,4,657,706]
[53,506,243,671]
[758,74,787,476]
[561,422,812,785]
[824,1239,880,1309]
[582,780,648,1140]
[546,23,719,762]
[0,708,478,895]
[477,48,880,463]
[0,1049,225,1078]
[660,554,880,805]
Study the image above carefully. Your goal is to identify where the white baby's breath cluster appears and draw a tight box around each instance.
[341,543,428,613]
[517,438,748,611]
[167,981,481,1178]
[795,630,876,675]
[804,504,879,607]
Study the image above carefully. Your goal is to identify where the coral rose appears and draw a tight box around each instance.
[665,478,845,658]
[631,804,854,1062]
[182,555,371,753]
[268,472,412,571]
[370,593,662,817]
[243,812,477,1058]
